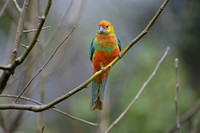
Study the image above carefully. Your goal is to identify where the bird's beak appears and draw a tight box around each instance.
[98,26,107,34]
[99,26,104,32]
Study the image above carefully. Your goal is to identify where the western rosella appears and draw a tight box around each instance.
[90,20,121,111]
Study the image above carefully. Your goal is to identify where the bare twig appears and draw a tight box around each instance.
[165,99,200,133]
[37,58,45,133]
[17,0,52,64]
[13,0,22,13]
[14,27,75,103]
[53,108,98,126]
[0,0,10,17]
[175,58,180,133]
[0,94,98,126]
[104,46,170,133]
[20,43,28,49]
[23,26,51,33]
[0,0,169,112]
[10,0,30,63]
[0,65,12,71]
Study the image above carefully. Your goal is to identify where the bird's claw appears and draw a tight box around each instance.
[117,53,122,59]
[101,66,106,72]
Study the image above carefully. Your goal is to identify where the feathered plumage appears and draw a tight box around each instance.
[90,20,121,111]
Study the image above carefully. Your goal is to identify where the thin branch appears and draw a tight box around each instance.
[23,26,51,33]
[165,99,200,133]
[20,43,28,49]
[37,57,45,133]
[5,0,77,91]
[175,58,180,133]
[0,94,98,126]
[13,0,22,13]
[53,108,98,126]
[104,46,170,133]
[14,27,75,103]
[0,0,169,112]
[11,0,30,60]
[0,65,12,71]
[17,0,52,64]
[0,0,52,94]
[0,0,10,17]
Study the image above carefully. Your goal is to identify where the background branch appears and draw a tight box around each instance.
[13,0,22,13]
[104,46,170,133]
[14,26,75,103]
[0,0,10,17]
[174,58,180,133]
[0,94,97,126]
[165,99,200,133]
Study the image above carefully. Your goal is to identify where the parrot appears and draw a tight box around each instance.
[90,20,121,111]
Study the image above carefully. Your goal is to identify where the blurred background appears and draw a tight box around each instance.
[0,0,200,132]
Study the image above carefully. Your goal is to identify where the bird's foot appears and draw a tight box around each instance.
[117,53,122,59]
[101,66,106,72]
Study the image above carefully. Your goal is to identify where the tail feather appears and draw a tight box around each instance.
[91,75,108,111]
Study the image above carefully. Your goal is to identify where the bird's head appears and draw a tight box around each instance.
[97,20,114,35]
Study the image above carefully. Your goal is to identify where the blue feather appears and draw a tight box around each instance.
[116,35,121,51]
[90,38,95,61]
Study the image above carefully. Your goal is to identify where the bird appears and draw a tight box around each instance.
[90,20,121,111]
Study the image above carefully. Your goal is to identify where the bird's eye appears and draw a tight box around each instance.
[106,25,109,28]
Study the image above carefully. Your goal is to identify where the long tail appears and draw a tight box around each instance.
[91,75,108,111]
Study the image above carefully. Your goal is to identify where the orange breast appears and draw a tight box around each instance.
[92,48,120,83]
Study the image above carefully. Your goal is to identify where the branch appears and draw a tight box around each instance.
[174,58,180,133]
[104,46,170,133]
[0,0,169,112]
[0,0,10,17]
[0,0,30,93]
[3,0,74,88]
[0,0,52,94]
[13,0,22,13]
[165,99,200,133]
[14,27,75,103]
[17,0,52,64]
[0,94,97,126]
[0,65,12,71]
[10,0,30,62]
[23,26,51,33]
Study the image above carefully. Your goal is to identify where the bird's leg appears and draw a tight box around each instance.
[117,53,122,59]
[101,65,106,72]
